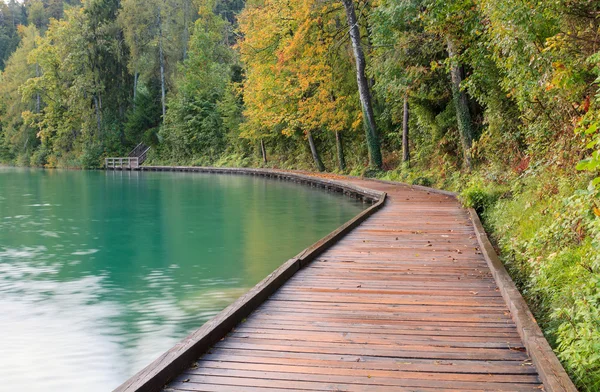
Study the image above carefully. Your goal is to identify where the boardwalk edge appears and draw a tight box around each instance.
[112,168,386,392]
[468,208,577,392]
[360,176,459,198]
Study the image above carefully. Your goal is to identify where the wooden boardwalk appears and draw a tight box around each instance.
[115,169,575,392]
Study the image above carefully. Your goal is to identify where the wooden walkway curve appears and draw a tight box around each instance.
[113,168,576,392]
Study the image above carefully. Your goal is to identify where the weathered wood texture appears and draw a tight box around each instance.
[113,168,575,392]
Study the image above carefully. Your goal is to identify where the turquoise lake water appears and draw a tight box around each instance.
[0,168,364,391]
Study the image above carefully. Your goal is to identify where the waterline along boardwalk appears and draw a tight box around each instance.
[113,168,576,392]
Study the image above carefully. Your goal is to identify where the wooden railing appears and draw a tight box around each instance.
[105,157,140,169]
[105,143,151,169]
[129,142,150,165]
[138,147,150,165]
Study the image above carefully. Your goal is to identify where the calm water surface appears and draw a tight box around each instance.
[0,167,364,391]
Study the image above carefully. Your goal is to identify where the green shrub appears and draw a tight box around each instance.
[487,182,600,390]
[411,176,433,187]
[460,184,502,215]
[362,166,383,178]
[29,145,49,167]
[79,144,103,169]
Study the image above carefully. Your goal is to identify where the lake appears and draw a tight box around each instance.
[0,167,364,391]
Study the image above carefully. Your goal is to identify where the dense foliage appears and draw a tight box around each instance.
[1,0,599,389]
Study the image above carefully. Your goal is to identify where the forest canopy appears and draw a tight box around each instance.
[1,0,599,389]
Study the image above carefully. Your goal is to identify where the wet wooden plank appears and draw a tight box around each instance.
[170,371,543,391]
[199,349,539,374]
[188,361,541,383]
[211,338,531,361]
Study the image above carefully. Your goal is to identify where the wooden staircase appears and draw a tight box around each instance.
[105,143,150,169]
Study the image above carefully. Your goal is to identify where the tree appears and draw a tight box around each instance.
[370,0,449,169]
[341,0,382,169]
[119,0,207,126]
[240,0,363,172]
[0,24,40,161]
[420,0,483,170]
[0,0,26,70]
[446,36,473,170]
[160,0,239,163]
[20,2,131,168]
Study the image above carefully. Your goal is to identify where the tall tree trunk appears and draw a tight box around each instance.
[93,95,102,135]
[34,35,41,114]
[158,8,166,123]
[182,0,189,60]
[260,139,267,164]
[35,63,40,114]
[307,131,325,172]
[335,131,346,171]
[341,0,382,169]
[447,37,473,171]
[402,95,409,165]
[362,4,376,91]
[133,70,138,109]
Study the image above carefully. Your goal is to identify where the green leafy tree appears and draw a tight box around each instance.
[21,2,131,167]
[0,0,26,70]
[0,24,40,162]
[160,0,239,163]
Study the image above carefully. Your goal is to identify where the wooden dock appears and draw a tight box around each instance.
[105,143,150,170]
[114,168,576,392]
